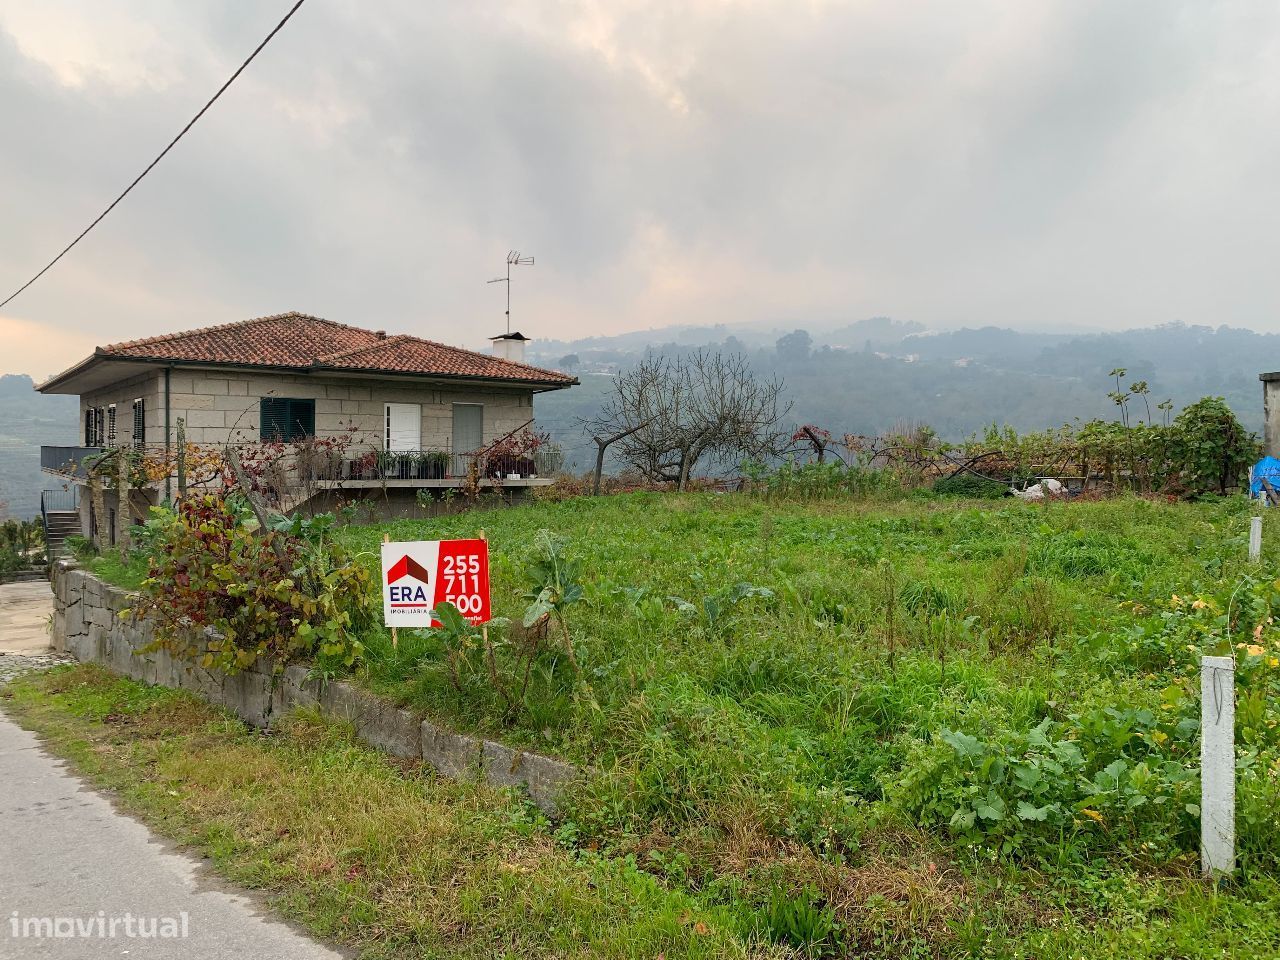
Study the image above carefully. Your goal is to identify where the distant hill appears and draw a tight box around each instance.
[533,320,1273,471]
[0,375,77,520]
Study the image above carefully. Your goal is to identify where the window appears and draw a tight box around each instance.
[384,402,421,451]
[132,398,146,450]
[259,398,315,441]
[85,407,106,446]
[451,403,483,453]
[107,404,117,445]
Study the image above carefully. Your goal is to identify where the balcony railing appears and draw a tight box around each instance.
[41,488,80,514]
[322,444,564,483]
[40,440,565,487]
[40,446,104,479]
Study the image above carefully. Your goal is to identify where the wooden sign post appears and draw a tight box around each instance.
[384,532,397,649]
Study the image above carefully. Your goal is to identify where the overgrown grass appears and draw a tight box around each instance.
[77,491,1280,956]
[0,666,773,959]
[339,493,1252,762]
[334,492,1280,956]
[65,533,150,590]
[82,550,150,590]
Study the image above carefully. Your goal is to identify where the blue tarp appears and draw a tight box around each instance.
[1250,456,1280,500]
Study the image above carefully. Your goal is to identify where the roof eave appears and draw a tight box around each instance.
[34,349,110,393]
[37,352,578,393]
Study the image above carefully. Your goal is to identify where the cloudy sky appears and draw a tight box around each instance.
[2,1,1280,378]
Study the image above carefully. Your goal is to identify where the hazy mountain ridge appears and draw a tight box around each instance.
[534,320,1273,470]
[0,374,78,521]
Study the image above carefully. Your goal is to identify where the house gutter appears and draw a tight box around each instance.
[37,354,578,395]
[163,366,172,502]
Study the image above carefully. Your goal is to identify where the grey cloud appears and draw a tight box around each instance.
[2,0,1280,376]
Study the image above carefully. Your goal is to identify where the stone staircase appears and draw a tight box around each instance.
[42,511,81,559]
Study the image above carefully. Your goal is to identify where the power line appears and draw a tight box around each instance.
[0,0,309,312]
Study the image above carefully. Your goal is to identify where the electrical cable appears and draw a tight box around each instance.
[0,0,309,311]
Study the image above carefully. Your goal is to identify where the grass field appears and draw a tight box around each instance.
[2,668,762,959]
[74,490,1280,956]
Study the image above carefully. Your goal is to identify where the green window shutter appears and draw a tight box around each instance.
[260,398,315,441]
[288,399,315,440]
[260,398,289,439]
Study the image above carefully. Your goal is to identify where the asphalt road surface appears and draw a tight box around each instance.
[0,579,343,959]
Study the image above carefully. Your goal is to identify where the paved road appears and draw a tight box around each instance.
[0,579,71,685]
[0,579,57,655]
[0,714,347,959]
[0,580,344,959]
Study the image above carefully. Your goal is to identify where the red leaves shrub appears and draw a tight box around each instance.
[129,494,373,675]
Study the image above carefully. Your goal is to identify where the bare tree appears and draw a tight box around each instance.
[590,421,649,495]
[587,350,790,490]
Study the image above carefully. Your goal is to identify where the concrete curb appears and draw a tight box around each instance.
[49,560,582,815]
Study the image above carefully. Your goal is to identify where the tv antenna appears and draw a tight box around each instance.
[487,250,534,334]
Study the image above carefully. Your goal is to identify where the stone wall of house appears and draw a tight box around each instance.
[77,366,537,450]
[76,488,158,546]
[79,372,165,447]
[72,370,164,542]
[50,561,579,815]
[161,367,535,449]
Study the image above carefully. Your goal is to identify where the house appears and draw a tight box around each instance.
[36,311,576,546]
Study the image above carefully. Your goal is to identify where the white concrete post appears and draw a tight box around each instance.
[1201,655,1235,878]
[1249,516,1263,563]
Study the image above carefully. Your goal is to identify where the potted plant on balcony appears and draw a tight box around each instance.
[484,427,553,480]
[422,450,449,479]
[406,452,432,480]
[351,450,379,481]
[375,450,397,480]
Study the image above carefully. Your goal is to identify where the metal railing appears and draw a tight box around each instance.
[40,487,80,557]
[40,488,79,514]
[40,446,104,479]
[39,439,565,486]
[330,443,564,482]
[475,444,564,480]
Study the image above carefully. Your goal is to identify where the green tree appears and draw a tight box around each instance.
[1169,396,1259,495]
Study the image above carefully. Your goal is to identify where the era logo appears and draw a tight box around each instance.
[389,584,429,603]
[386,555,432,605]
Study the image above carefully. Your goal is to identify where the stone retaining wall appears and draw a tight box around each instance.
[50,561,579,814]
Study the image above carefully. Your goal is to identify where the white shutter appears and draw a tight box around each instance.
[384,403,421,451]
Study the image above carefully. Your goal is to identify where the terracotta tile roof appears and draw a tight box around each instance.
[97,311,575,386]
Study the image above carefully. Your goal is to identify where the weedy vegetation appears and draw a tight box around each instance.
[46,485,1280,958]
[334,490,1280,958]
[1,667,761,959]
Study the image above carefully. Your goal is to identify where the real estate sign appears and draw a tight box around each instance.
[380,538,491,628]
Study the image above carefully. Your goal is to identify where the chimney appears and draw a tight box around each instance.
[490,331,530,364]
